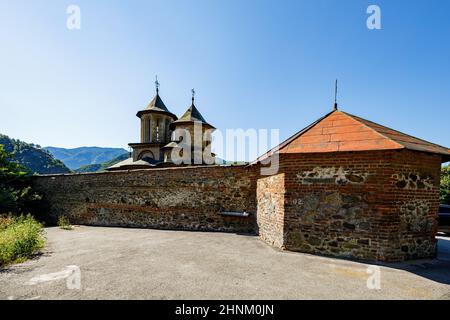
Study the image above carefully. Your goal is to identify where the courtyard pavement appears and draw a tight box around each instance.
[1,226,450,300]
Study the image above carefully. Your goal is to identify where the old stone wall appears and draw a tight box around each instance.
[390,150,441,260]
[33,149,442,262]
[256,173,285,248]
[278,150,442,262]
[33,165,258,234]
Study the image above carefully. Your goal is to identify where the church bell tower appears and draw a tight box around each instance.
[128,77,178,163]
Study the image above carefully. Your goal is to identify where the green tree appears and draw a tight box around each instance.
[441,165,450,205]
[0,145,42,215]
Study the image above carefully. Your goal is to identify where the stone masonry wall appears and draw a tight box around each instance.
[390,150,441,260]
[33,149,442,263]
[279,150,442,262]
[33,165,257,234]
[256,173,285,248]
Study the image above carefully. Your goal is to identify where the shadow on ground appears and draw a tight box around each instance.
[378,236,450,286]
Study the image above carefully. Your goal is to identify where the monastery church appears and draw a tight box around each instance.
[110,81,215,171]
[33,80,450,262]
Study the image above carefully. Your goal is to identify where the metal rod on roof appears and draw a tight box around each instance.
[333,79,338,111]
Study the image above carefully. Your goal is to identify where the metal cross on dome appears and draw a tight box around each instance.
[191,88,196,103]
[155,75,160,94]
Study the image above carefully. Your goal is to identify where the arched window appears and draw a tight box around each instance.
[139,150,155,162]
[165,119,171,142]
[141,118,145,142]
[146,117,152,142]
[156,119,160,142]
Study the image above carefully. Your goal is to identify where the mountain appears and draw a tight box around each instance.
[45,146,128,170]
[74,153,129,173]
[0,134,71,174]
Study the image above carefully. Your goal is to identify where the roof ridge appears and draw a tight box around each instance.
[252,110,336,165]
[343,111,450,151]
[278,110,336,152]
[339,111,404,150]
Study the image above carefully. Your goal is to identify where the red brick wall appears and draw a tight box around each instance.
[276,149,441,262]
[33,165,257,234]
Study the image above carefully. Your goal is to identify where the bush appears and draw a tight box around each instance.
[441,165,450,205]
[0,145,44,217]
[57,216,73,230]
[0,214,45,266]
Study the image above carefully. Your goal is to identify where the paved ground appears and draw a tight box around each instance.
[1,226,450,300]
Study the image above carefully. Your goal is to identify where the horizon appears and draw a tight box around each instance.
[1,0,450,161]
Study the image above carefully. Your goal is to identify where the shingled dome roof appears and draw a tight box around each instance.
[162,141,181,149]
[106,157,156,171]
[255,110,450,163]
[136,93,177,119]
[171,103,215,129]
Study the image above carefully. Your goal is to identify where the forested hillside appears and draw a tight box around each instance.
[45,146,128,170]
[75,153,129,173]
[0,134,71,175]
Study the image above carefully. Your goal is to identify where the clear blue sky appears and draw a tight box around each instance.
[1,0,449,161]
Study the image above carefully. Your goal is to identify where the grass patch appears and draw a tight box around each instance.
[0,214,45,267]
[57,216,73,230]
